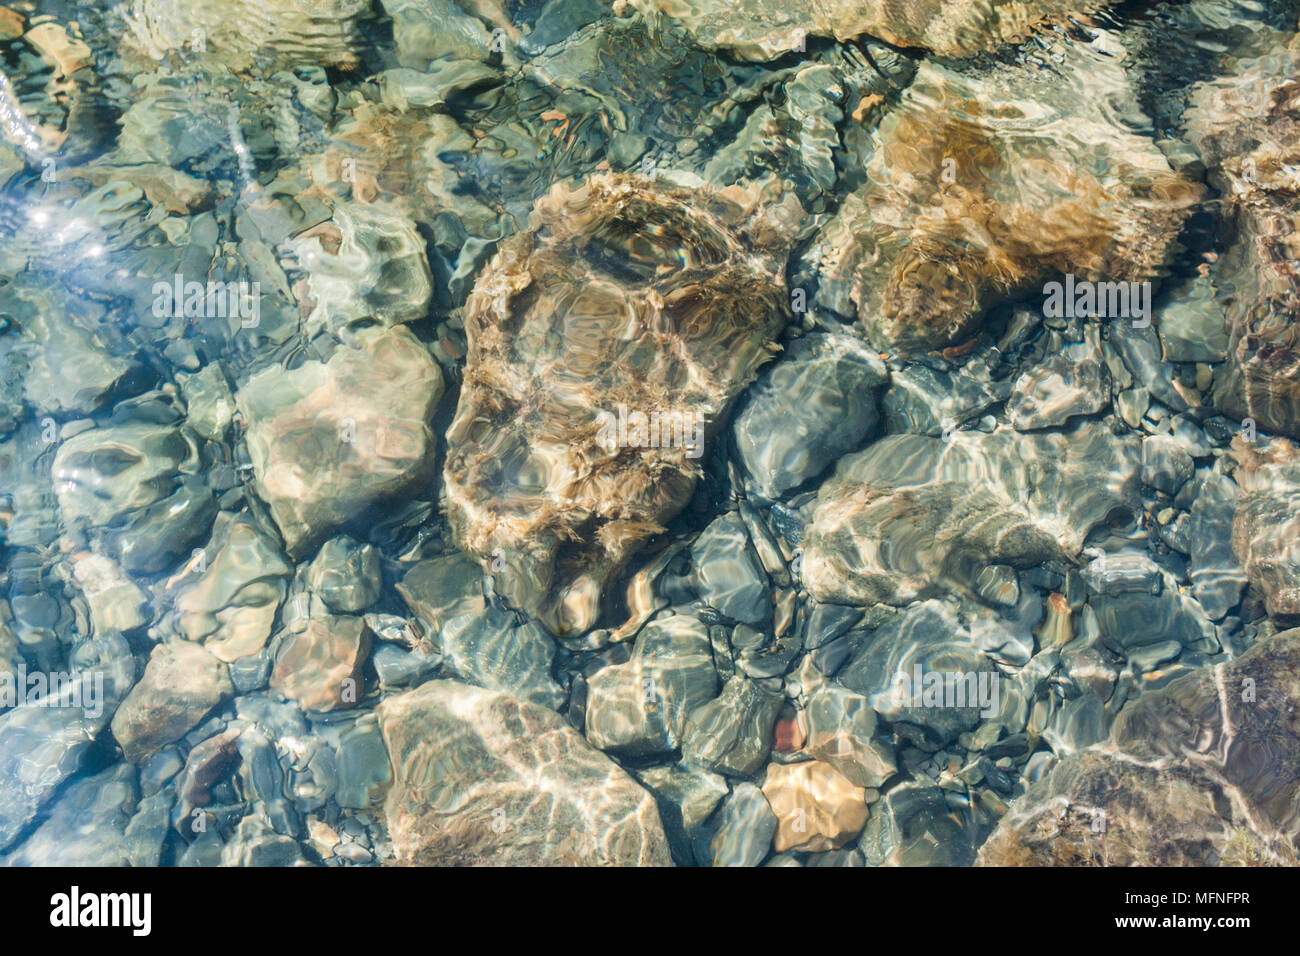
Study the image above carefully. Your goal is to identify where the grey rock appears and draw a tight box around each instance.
[1187,473,1247,620]
[803,680,896,788]
[439,607,565,711]
[1081,554,1217,653]
[1008,334,1110,430]
[803,424,1140,607]
[839,600,1001,748]
[221,810,307,867]
[51,419,216,574]
[335,717,392,810]
[4,764,139,866]
[708,783,776,867]
[881,360,1011,436]
[1141,434,1194,494]
[682,674,782,776]
[396,552,485,635]
[307,536,382,613]
[372,643,442,689]
[859,781,981,866]
[0,633,135,849]
[732,333,886,499]
[692,512,770,626]
[586,613,717,757]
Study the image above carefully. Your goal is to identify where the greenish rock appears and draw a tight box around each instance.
[160,511,292,663]
[585,613,718,757]
[3,763,139,866]
[682,674,782,777]
[732,333,887,500]
[307,536,382,613]
[708,783,776,867]
[292,201,433,339]
[51,418,216,574]
[335,717,392,810]
[395,552,485,635]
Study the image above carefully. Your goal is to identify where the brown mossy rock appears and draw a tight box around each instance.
[444,173,799,635]
[629,0,1113,60]
[809,48,1200,355]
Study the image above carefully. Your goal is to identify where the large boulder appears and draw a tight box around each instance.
[443,173,799,634]
[802,423,1139,608]
[377,681,671,865]
[807,44,1199,354]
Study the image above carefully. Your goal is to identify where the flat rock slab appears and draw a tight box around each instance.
[377,680,671,866]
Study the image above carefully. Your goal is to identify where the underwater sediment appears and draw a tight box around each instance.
[0,0,1297,872]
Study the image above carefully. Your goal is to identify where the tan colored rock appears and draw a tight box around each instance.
[24,22,93,77]
[238,325,443,557]
[378,680,671,866]
[631,0,1109,60]
[111,642,232,763]
[0,6,24,41]
[762,760,869,853]
[1185,46,1300,439]
[71,552,150,635]
[270,615,371,712]
[808,46,1199,354]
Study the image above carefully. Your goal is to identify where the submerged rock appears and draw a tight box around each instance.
[1232,444,1300,619]
[238,325,444,557]
[123,0,373,71]
[732,333,888,500]
[3,763,139,866]
[443,174,797,634]
[630,0,1109,60]
[808,46,1199,353]
[306,536,382,614]
[585,613,717,757]
[1186,472,1247,620]
[161,512,292,662]
[802,423,1139,608]
[52,418,216,574]
[682,674,782,776]
[979,628,1300,865]
[291,201,433,340]
[270,615,371,712]
[1186,47,1300,439]
[762,759,870,853]
[377,680,670,865]
[0,633,135,850]
[708,782,776,867]
[111,641,233,763]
